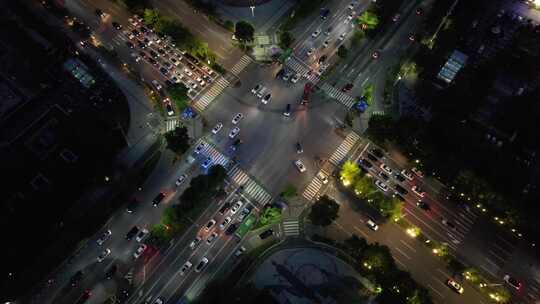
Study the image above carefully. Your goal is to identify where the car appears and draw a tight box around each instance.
[149,50,159,58]
[446,278,464,294]
[366,219,379,231]
[296,142,303,154]
[323,39,330,48]
[70,270,83,287]
[112,22,122,30]
[324,27,332,36]
[261,93,272,104]
[218,202,231,215]
[259,229,273,239]
[170,57,180,66]
[234,246,246,257]
[411,167,424,177]
[206,232,218,244]
[163,61,173,70]
[189,237,202,249]
[96,229,112,245]
[139,26,149,33]
[157,48,166,55]
[133,244,147,259]
[294,159,306,173]
[135,228,149,242]
[318,55,327,64]
[317,171,329,184]
[152,192,166,207]
[416,7,423,15]
[229,127,240,138]
[159,67,169,76]
[231,201,243,214]
[81,289,92,300]
[503,274,522,290]
[238,206,252,221]
[195,257,209,272]
[394,184,408,195]
[105,264,117,279]
[400,169,414,181]
[153,297,165,304]
[148,58,158,66]
[137,41,146,49]
[205,219,216,231]
[251,84,261,94]
[230,139,242,151]
[201,157,212,169]
[194,142,206,154]
[131,29,140,37]
[416,200,431,211]
[126,226,140,240]
[348,3,355,9]
[339,33,346,41]
[170,76,180,83]
[370,148,384,158]
[379,163,393,174]
[342,83,353,92]
[441,218,456,229]
[180,261,192,276]
[312,29,321,38]
[166,103,174,116]
[134,56,142,63]
[283,104,291,117]
[95,8,106,19]
[367,153,378,162]
[375,180,388,192]
[345,13,354,22]
[411,186,426,197]
[392,13,400,22]
[97,248,111,262]
[408,33,416,42]
[219,217,232,230]
[282,72,291,81]
[225,223,239,235]
[306,48,314,56]
[125,41,134,49]
[372,51,380,59]
[359,158,373,168]
[320,8,330,19]
[232,113,243,124]
[394,173,406,182]
[290,73,300,83]
[378,171,389,180]
[184,68,193,77]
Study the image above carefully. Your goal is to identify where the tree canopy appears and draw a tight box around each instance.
[309,196,340,226]
[235,21,255,42]
[164,126,190,155]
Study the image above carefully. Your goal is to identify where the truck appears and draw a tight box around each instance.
[234,214,256,240]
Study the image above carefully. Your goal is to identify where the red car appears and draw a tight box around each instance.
[342,83,353,92]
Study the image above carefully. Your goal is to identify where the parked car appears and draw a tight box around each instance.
[189,237,202,249]
[195,257,209,272]
[366,219,379,231]
[446,278,464,294]
[133,244,147,259]
[96,230,112,246]
[259,229,274,239]
[135,228,149,242]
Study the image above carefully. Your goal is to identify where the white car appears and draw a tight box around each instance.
[261,93,271,104]
[189,237,202,249]
[232,113,243,124]
[251,84,262,94]
[375,180,388,192]
[380,163,393,174]
[345,14,354,23]
[135,228,149,242]
[290,74,300,83]
[231,201,243,214]
[229,127,240,139]
[339,33,346,41]
[204,219,216,232]
[206,232,218,244]
[133,244,147,259]
[307,48,314,56]
[219,217,232,230]
[411,186,426,197]
[366,219,379,231]
[184,68,193,77]
[348,3,355,9]
[96,229,112,245]
[317,171,329,184]
[194,142,206,154]
[175,174,187,187]
[211,123,223,134]
[151,80,162,91]
[294,160,306,173]
[312,29,321,38]
[97,248,111,262]
[180,261,192,276]
[400,169,414,181]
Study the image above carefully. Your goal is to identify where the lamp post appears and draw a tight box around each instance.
[250,0,255,17]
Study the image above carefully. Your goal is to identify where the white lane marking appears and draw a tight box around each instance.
[353,225,369,238]
[333,222,353,236]
[437,268,451,278]
[394,246,411,259]
[399,240,416,253]
[480,263,498,277]
[427,284,444,297]
[403,208,456,249]
[394,256,407,269]
[496,234,516,248]
[488,250,507,262]
[362,77,370,86]
[491,242,513,256]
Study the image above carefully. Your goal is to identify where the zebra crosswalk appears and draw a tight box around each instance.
[372,110,385,116]
[194,139,231,168]
[329,131,360,165]
[228,165,272,207]
[302,171,326,201]
[281,219,301,237]
[285,55,321,83]
[165,119,179,132]
[192,77,230,112]
[321,83,356,108]
[230,55,253,76]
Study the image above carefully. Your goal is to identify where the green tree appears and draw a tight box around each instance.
[309,196,340,226]
[351,30,365,46]
[164,126,190,155]
[168,83,189,111]
[258,207,282,227]
[147,224,173,247]
[279,31,294,49]
[362,243,395,274]
[354,175,373,197]
[343,235,368,259]
[208,165,227,185]
[363,84,374,105]
[379,196,402,219]
[235,21,255,42]
[143,8,160,27]
[337,45,348,58]
[224,20,234,31]
[356,10,379,31]
[121,0,150,12]
[341,160,360,185]
[281,183,297,198]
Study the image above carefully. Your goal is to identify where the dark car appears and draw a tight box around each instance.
[126,226,140,240]
[70,270,83,287]
[276,68,286,79]
[139,26,149,33]
[370,148,384,158]
[367,153,378,162]
[395,184,408,195]
[342,83,353,92]
[320,8,330,19]
[259,229,274,239]
[149,50,159,58]
[394,173,406,182]
[95,9,105,18]
[112,22,122,30]
[139,51,148,59]
[105,264,117,279]
[157,48,166,55]
[152,192,166,206]
[126,198,139,213]
[125,41,134,49]
[148,58,158,66]
[225,223,239,235]
[131,29,140,37]
[416,201,431,211]
[231,139,242,151]
[283,103,291,116]
[379,172,389,181]
[296,142,303,154]
[137,41,146,49]
[159,67,169,75]
[359,158,372,168]
[318,55,327,64]
[219,202,231,215]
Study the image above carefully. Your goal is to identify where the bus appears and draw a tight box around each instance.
[234,214,256,240]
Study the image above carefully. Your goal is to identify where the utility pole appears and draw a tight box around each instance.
[250,0,255,17]
[429,0,460,45]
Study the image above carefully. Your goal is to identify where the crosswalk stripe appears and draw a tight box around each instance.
[302,176,323,201]
[329,131,360,165]
[192,77,230,112]
[284,55,322,84]
[321,83,356,108]
[230,55,252,75]
[165,119,179,132]
[227,164,272,206]
[282,219,301,236]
